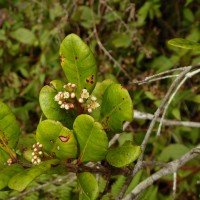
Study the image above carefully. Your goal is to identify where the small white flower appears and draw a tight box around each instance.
[71,83,76,88]
[58,101,63,105]
[63,92,69,99]
[39,151,43,155]
[81,89,89,99]
[33,155,37,159]
[67,83,72,87]
[39,144,43,148]
[91,96,97,101]
[79,98,84,103]
[91,102,100,109]
[64,104,69,110]
[70,92,75,98]
[88,108,92,113]
[60,104,65,108]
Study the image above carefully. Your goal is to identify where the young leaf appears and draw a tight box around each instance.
[168,38,200,50]
[73,114,108,163]
[0,149,9,170]
[0,164,23,190]
[39,80,76,128]
[90,79,115,121]
[8,160,59,192]
[36,119,77,160]
[0,101,20,160]
[100,83,133,133]
[106,141,141,168]
[60,34,97,97]
[78,172,99,200]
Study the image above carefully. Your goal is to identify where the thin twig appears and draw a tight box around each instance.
[9,174,75,200]
[91,2,131,79]
[133,64,200,85]
[172,172,177,200]
[137,74,179,85]
[117,66,192,199]
[157,68,200,136]
[123,145,200,199]
[132,110,200,128]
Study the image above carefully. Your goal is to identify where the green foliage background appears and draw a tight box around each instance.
[0,0,200,199]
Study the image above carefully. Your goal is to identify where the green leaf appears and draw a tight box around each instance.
[0,164,23,190]
[72,6,100,29]
[112,33,132,48]
[36,120,77,160]
[158,144,190,162]
[39,80,76,128]
[0,101,20,159]
[106,141,141,168]
[78,172,98,200]
[168,38,200,50]
[10,28,36,44]
[17,134,36,162]
[8,160,58,191]
[100,83,133,133]
[60,34,97,97]
[0,149,10,170]
[90,79,115,121]
[73,114,108,163]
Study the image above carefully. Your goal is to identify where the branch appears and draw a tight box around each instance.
[117,66,192,199]
[132,110,200,128]
[157,67,200,136]
[132,64,200,85]
[9,174,75,200]
[123,145,200,200]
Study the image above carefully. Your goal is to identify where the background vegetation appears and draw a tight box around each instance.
[0,0,200,199]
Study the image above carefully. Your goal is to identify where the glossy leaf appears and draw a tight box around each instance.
[0,164,23,190]
[60,34,97,97]
[39,80,76,128]
[78,172,98,200]
[8,160,58,191]
[100,83,133,133]
[0,149,10,170]
[73,114,108,163]
[0,101,20,157]
[106,141,141,168]
[168,38,200,50]
[90,79,115,121]
[17,134,36,162]
[36,119,77,160]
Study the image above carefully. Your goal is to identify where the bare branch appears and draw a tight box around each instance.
[132,110,200,128]
[9,174,75,200]
[133,63,200,85]
[123,145,200,200]
[157,67,200,136]
[117,66,192,199]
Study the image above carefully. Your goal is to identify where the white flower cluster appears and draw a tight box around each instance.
[31,142,43,165]
[79,89,100,113]
[54,83,100,113]
[7,158,12,166]
[54,83,76,110]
